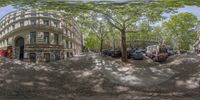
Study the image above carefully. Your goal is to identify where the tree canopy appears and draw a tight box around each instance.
[162,12,198,50]
[1,0,200,62]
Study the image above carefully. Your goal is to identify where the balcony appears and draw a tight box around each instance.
[24,44,63,51]
[0,14,61,32]
[0,24,63,41]
[25,44,62,48]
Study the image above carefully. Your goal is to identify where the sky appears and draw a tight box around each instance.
[0,5,16,19]
[164,5,200,20]
[1,5,200,23]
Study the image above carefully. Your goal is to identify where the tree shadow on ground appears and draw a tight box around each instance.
[1,54,200,100]
[0,54,133,100]
[98,54,200,96]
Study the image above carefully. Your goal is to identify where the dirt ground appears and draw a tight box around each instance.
[0,53,200,100]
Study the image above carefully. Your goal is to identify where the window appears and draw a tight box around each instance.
[21,15,25,18]
[30,19,36,25]
[52,14,57,18]
[54,34,59,45]
[70,42,73,48]
[43,12,49,16]
[54,52,60,60]
[43,20,49,26]
[6,38,9,45]
[13,13,16,17]
[44,53,50,62]
[66,40,69,48]
[6,28,9,32]
[13,17,16,21]
[20,21,24,27]
[54,21,58,27]
[159,47,167,53]
[21,12,25,18]
[31,12,37,17]
[7,16,10,20]
[29,53,36,62]
[30,32,36,44]
[44,32,49,44]
[12,25,15,29]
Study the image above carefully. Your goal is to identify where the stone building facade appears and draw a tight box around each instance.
[193,23,200,54]
[0,10,82,62]
[193,35,200,53]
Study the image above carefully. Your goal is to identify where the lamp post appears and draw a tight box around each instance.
[97,17,103,54]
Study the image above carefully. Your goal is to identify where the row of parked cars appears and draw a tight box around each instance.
[102,48,145,60]
[102,45,175,62]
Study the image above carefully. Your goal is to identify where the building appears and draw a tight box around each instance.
[193,23,200,54]
[0,10,82,62]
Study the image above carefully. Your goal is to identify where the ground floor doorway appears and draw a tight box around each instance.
[15,37,24,60]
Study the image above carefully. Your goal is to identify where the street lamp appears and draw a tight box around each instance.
[97,17,103,21]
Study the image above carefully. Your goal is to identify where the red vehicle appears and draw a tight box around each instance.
[0,49,7,57]
[146,45,168,62]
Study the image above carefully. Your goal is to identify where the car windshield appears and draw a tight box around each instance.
[135,50,142,53]
[159,47,167,53]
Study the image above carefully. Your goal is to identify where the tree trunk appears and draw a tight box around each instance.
[112,32,116,50]
[110,27,115,50]
[121,29,128,62]
[100,39,103,54]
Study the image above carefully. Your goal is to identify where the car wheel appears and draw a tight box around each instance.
[152,57,157,62]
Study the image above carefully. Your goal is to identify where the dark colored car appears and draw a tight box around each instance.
[107,49,113,56]
[102,49,112,56]
[139,48,146,53]
[111,49,121,58]
[127,48,136,59]
[130,50,144,60]
[167,48,175,56]
[102,49,109,55]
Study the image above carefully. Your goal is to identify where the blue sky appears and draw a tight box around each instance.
[178,6,200,19]
[1,5,200,21]
[0,5,16,18]
[163,5,200,20]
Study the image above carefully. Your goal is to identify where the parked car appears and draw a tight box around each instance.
[130,50,144,60]
[102,49,110,55]
[127,48,136,59]
[146,45,168,62]
[111,49,121,58]
[0,49,7,57]
[167,48,175,56]
[139,48,146,53]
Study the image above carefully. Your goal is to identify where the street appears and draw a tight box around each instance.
[0,53,200,100]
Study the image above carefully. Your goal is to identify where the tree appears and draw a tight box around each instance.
[96,3,146,62]
[2,0,200,62]
[85,33,100,50]
[9,1,172,62]
[90,16,109,53]
[162,12,198,50]
[77,13,109,53]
